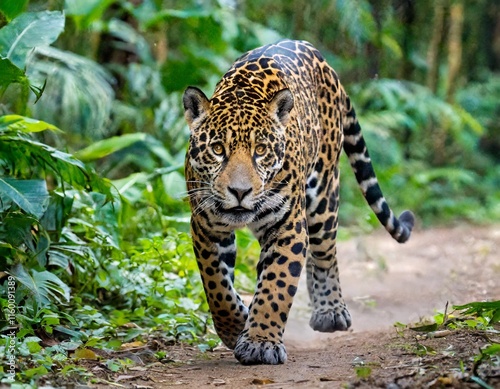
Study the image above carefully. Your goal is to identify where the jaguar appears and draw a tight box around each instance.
[182,39,414,365]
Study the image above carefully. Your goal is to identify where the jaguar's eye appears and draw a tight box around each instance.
[211,143,225,156]
[254,144,266,156]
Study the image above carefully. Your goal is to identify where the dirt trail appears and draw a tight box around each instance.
[288,224,500,341]
[96,225,500,388]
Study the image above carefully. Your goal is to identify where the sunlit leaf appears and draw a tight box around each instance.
[24,365,49,378]
[0,114,62,133]
[481,344,500,357]
[381,34,402,58]
[0,11,65,68]
[74,133,148,162]
[73,348,98,360]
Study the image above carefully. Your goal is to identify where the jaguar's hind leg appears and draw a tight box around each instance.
[305,167,352,332]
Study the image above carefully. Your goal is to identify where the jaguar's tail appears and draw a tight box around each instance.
[342,97,415,243]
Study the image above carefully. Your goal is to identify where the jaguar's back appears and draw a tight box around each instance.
[183,39,414,365]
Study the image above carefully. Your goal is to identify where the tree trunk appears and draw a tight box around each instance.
[398,0,416,80]
[446,1,464,102]
[426,0,447,93]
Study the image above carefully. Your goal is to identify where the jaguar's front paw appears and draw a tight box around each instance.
[309,307,352,332]
[234,333,287,365]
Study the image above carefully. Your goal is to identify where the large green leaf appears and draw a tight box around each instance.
[27,46,115,138]
[9,264,70,306]
[0,11,65,68]
[0,178,49,218]
[74,133,148,162]
[0,114,61,133]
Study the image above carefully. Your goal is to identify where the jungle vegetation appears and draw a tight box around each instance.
[0,0,499,385]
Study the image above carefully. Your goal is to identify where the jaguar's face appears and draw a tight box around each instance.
[183,87,293,226]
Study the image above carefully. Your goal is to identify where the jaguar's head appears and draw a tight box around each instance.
[183,86,293,226]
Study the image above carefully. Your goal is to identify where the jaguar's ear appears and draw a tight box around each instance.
[268,88,294,126]
[183,87,210,128]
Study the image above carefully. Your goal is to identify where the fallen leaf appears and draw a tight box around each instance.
[122,322,140,328]
[428,376,458,388]
[251,378,275,385]
[120,341,145,349]
[129,366,148,371]
[73,348,98,360]
[115,375,136,382]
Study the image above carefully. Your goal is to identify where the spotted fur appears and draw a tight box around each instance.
[183,40,414,365]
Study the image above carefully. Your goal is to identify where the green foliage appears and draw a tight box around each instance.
[453,301,500,327]
[0,178,49,218]
[339,79,500,228]
[0,57,29,93]
[0,11,205,381]
[0,11,65,68]
[10,264,71,307]
[0,116,113,196]
[404,302,500,387]
[0,10,64,109]
[409,302,499,333]
[27,46,115,140]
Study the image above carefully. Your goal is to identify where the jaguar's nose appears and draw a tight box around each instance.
[228,186,252,203]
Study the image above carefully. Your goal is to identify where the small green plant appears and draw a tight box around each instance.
[403,301,500,387]
[453,301,500,327]
[354,366,372,379]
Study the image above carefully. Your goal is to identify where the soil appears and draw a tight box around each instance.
[74,225,500,388]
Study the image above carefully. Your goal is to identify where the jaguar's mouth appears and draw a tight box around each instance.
[227,206,253,213]
[217,205,256,226]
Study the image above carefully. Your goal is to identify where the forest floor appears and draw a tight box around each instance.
[72,225,500,388]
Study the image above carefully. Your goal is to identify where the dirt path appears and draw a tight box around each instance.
[96,225,500,388]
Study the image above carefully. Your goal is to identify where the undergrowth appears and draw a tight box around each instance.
[392,301,500,388]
